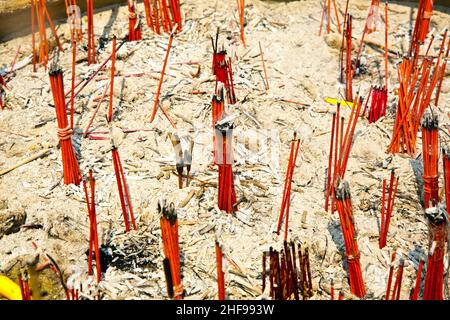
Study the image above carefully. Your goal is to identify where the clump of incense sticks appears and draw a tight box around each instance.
[421,111,439,209]
[387,54,445,156]
[423,204,447,300]
[263,241,313,300]
[367,86,387,123]
[334,180,365,298]
[276,133,300,241]
[82,170,102,283]
[325,96,365,213]
[111,140,137,232]
[318,0,341,35]
[150,29,177,128]
[215,240,226,300]
[86,0,96,64]
[236,0,246,47]
[215,119,237,213]
[379,169,398,249]
[128,0,142,41]
[48,60,81,185]
[30,0,64,70]
[18,270,32,300]
[158,199,183,299]
[168,132,194,188]
[212,31,237,105]
[385,256,405,300]
[143,0,182,35]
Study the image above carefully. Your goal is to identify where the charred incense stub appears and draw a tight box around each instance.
[420,110,439,129]
[335,180,351,200]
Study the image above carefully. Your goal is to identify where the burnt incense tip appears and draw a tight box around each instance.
[424,203,447,224]
[48,59,63,76]
[158,199,177,223]
[420,110,439,129]
[335,180,351,200]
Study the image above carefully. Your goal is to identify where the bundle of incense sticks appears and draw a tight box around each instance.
[423,205,447,300]
[82,170,102,283]
[421,111,439,209]
[212,87,225,163]
[215,119,237,213]
[142,0,182,35]
[18,270,32,300]
[150,30,177,128]
[31,0,64,70]
[263,241,312,300]
[318,0,341,35]
[410,259,424,300]
[379,169,399,249]
[276,133,300,241]
[236,0,246,47]
[86,0,96,64]
[385,258,404,300]
[215,241,226,300]
[325,96,365,212]
[409,0,434,56]
[211,32,237,105]
[387,55,445,156]
[367,86,387,123]
[334,180,365,298]
[49,61,81,185]
[159,199,183,299]
[111,142,137,232]
[128,0,142,41]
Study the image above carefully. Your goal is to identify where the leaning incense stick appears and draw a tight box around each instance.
[150,28,177,128]
[107,36,117,123]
